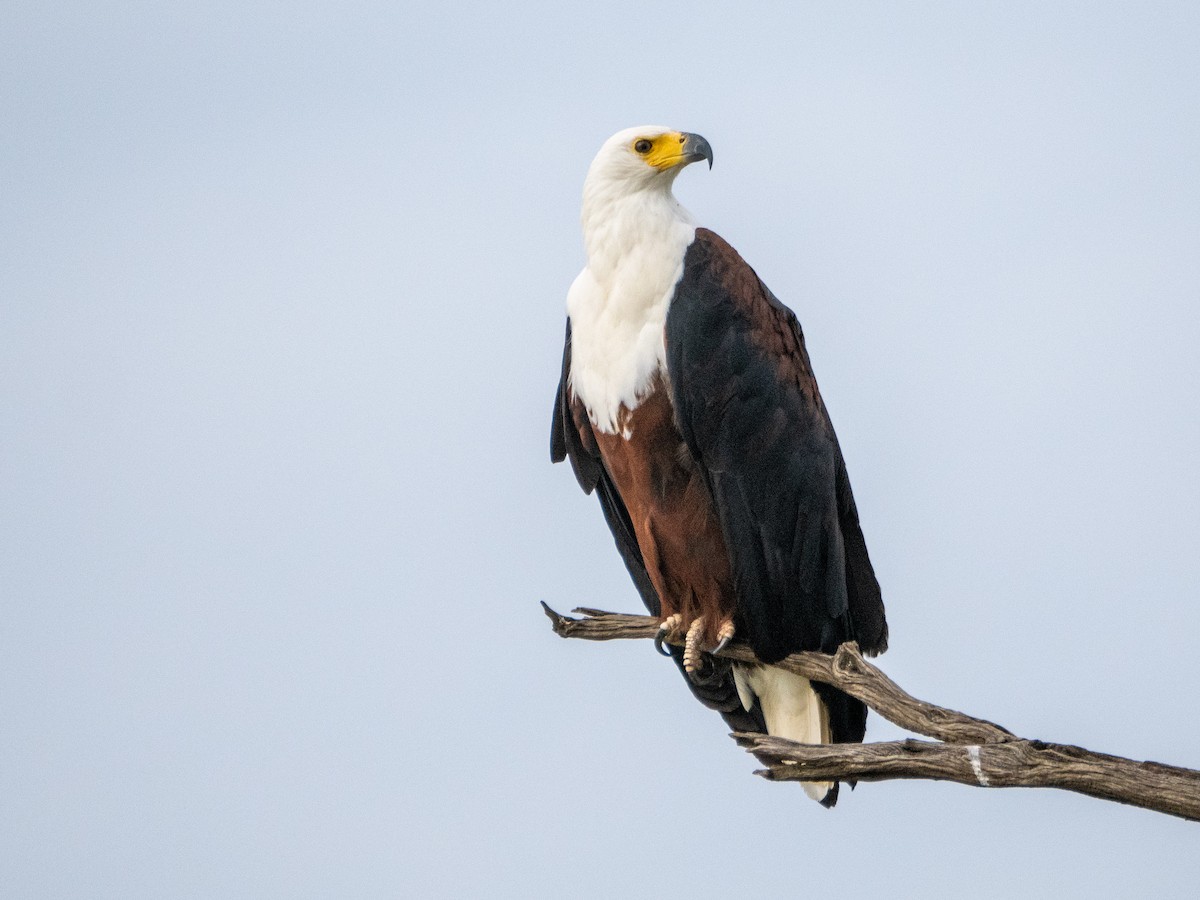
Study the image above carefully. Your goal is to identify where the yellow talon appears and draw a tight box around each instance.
[683,616,707,674]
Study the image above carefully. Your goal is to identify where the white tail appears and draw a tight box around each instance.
[733,664,833,803]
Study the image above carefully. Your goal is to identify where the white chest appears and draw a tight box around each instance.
[567,222,695,435]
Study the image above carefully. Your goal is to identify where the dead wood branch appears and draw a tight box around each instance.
[542,604,1200,822]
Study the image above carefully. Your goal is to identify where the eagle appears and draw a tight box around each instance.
[551,126,888,805]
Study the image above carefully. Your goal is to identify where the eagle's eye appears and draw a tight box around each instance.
[634,139,653,154]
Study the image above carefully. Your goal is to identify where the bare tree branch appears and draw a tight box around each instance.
[542,604,1200,822]
[541,603,1011,742]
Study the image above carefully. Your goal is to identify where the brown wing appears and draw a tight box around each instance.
[551,320,765,732]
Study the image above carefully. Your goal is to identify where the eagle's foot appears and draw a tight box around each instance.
[683,616,708,678]
[654,613,683,657]
[712,619,736,655]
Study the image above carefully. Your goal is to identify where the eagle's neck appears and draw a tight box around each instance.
[568,184,697,435]
[580,181,694,279]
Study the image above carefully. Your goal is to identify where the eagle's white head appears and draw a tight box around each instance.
[579,126,713,271]
[584,125,714,192]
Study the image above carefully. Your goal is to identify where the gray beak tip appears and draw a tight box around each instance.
[681,132,714,171]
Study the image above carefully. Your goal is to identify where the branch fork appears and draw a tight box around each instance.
[541,603,1200,822]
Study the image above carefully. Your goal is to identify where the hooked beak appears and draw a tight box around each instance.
[681,132,714,169]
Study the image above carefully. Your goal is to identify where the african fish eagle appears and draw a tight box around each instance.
[551,127,888,806]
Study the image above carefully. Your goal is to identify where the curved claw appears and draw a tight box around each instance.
[654,614,682,657]
[711,620,736,657]
[654,627,673,657]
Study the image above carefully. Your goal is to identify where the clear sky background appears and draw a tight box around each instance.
[4,2,1200,897]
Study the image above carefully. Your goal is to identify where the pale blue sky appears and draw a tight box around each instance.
[4,2,1200,897]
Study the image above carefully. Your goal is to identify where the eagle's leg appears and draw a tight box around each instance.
[654,613,683,657]
[683,617,736,683]
[682,616,707,676]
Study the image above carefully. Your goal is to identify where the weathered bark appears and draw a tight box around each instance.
[542,604,1200,822]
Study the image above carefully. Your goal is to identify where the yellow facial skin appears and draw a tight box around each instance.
[633,132,692,170]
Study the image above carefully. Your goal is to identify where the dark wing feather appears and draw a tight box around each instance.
[551,320,764,733]
[551,322,601,494]
[665,229,887,742]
